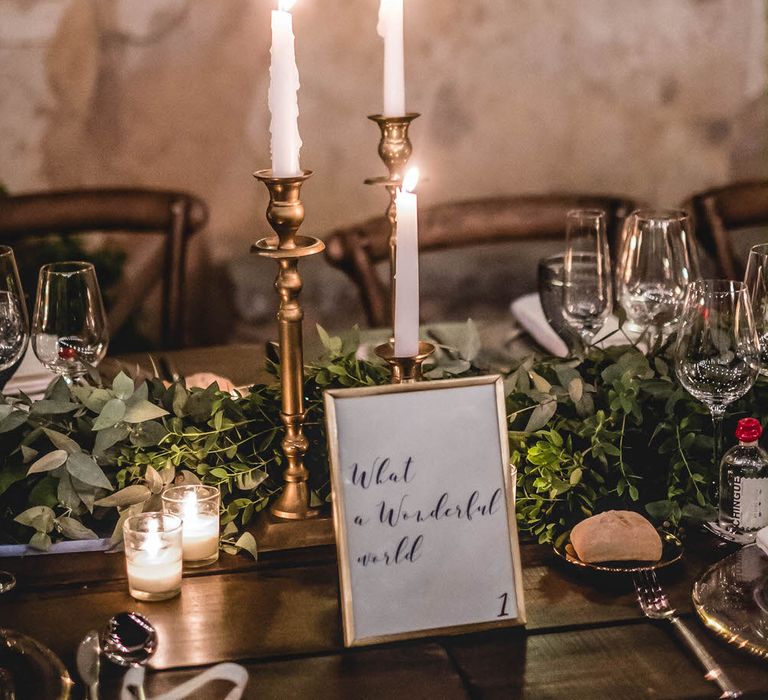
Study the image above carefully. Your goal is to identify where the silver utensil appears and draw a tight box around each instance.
[100,613,157,700]
[76,629,100,700]
[634,570,742,698]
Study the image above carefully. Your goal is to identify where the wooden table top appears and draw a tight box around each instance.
[3,341,768,698]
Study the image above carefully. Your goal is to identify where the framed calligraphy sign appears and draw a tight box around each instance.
[324,375,526,647]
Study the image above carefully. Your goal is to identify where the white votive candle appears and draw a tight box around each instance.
[162,485,221,568]
[127,550,183,595]
[123,513,183,602]
[393,167,420,357]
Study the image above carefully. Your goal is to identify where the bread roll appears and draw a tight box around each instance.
[570,510,663,563]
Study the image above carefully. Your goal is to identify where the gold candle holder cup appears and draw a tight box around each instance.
[375,341,436,384]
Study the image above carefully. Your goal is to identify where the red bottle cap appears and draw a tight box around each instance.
[735,418,762,443]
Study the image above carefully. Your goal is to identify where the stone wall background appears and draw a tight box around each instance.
[0,0,766,343]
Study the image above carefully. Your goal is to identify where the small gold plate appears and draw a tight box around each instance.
[553,530,684,573]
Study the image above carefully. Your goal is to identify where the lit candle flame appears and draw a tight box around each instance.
[278,0,296,11]
[182,490,199,523]
[402,167,419,194]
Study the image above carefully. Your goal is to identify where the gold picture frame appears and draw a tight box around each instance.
[324,375,526,647]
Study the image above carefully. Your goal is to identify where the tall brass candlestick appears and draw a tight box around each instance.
[364,113,419,322]
[253,169,324,520]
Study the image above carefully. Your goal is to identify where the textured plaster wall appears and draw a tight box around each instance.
[0,0,766,338]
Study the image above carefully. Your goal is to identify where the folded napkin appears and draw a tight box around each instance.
[4,347,55,398]
[510,293,642,356]
[122,663,248,700]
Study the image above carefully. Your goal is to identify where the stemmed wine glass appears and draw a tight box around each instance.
[31,262,109,384]
[744,243,768,374]
[0,246,29,594]
[617,209,699,346]
[562,209,613,347]
[674,279,761,499]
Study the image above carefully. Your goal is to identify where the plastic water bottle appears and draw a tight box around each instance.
[719,417,768,543]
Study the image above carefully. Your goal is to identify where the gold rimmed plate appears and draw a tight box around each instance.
[0,629,72,699]
[553,530,684,573]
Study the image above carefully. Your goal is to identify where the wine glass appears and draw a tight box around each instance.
[0,246,29,594]
[743,243,768,374]
[674,279,760,495]
[617,209,699,345]
[537,254,586,352]
[32,262,109,383]
[562,209,612,346]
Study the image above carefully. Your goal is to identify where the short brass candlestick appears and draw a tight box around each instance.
[375,341,435,384]
[364,113,420,321]
[253,169,324,520]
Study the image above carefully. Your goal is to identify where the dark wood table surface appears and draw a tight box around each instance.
[3,342,768,699]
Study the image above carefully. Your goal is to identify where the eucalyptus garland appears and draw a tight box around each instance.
[0,324,759,552]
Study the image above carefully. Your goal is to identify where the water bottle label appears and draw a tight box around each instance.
[733,476,768,530]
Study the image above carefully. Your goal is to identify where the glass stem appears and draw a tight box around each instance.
[710,405,726,504]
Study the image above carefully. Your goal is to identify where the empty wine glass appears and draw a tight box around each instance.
[32,262,109,383]
[0,246,28,594]
[537,254,586,352]
[0,246,30,388]
[674,280,760,493]
[562,209,612,346]
[617,209,699,345]
[744,243,768,375]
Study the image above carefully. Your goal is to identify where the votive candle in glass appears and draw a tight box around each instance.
[123,513,183,602]
[162,485,220,568]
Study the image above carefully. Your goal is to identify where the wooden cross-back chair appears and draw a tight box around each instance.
[324,193,638,327]
[0,188,208,349]
[683,180,768,280]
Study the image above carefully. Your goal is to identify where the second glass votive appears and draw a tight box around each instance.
[123,513,183,602]
[162,485,221,568]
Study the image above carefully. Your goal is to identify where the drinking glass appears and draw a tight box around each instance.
[0,246,29,593]
[674,280,760,488]
[32,262,109,382]
[617,209,699,344]
[537,254,585,352]
[743,243,768,375]
[562,209,612,345]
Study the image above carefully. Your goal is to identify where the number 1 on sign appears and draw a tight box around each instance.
[497,592,510,617]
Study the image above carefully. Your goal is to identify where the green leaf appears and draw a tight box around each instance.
[525,400,557,433]
[94,424,131,455]
[29,531,52,551]
[94,484,151,508]
[234,532,258,560]
[316,324,332,350]
[57,516,98,540]
[569,468,583,486]
[66,452,113,490]
[129,420,167,447]
[567,378,583,403]
[84,388,113,414]
[57,473,81,511]
[14,505,55,533]
[0,410,28,433]
[92,399,126,431]
[30,400,79,415]
[112,371,135,400]
[27,449,68,475]
[123,399,168,424]
[43,428,81,455]
[529,371,552,393]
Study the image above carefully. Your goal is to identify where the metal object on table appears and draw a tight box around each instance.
[634,569,742,699]
[253,169,324,521]
[0,571,15,594]
[76,629,100,700]
[101,612,157,700]
[374,341,435,384]
[693,544,768,660]
[364,113,420,325]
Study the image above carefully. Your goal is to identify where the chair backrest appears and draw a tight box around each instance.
[324,193,637,326]
[683,180,768,280]
[0,188,208,349]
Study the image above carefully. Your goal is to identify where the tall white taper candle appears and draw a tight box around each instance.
[269,0,302,177]
[394,167,420,357]
[377,0,406,117]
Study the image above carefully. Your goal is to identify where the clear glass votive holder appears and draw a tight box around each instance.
[161,485,221,568]
[123,513,183,602]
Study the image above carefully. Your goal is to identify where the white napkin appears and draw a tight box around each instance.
[121,663,249,700]
[510,293,642,356]
[4,346,55,398]
[756,526,768,557]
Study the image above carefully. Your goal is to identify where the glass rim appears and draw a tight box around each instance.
[566,208,606,220]
[629,208,690,223]
[749,243,768,256]
[0,245,15,258]
[123,512,182,534]
[39,261,95,276]
[161,484,220,504]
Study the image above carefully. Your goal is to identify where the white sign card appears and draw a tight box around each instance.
[324,375,526,647]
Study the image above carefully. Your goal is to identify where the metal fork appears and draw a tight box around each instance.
[633,570,742,699]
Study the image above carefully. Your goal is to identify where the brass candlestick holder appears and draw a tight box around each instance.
[364,113,420,320]
[375,341,435,384]
[253,169,324,520]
